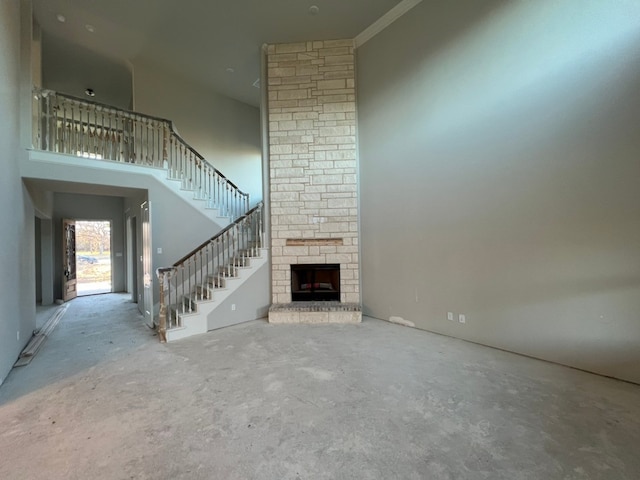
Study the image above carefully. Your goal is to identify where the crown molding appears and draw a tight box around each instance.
[355,0,423,48]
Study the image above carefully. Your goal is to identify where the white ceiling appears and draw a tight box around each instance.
[33,0,405,106]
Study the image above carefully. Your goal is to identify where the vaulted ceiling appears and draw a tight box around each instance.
[33,0,405,106]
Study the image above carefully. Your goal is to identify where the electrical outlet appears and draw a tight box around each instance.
[459,314,466,324]
[231,304,236,311]
[447,312,454,321]
[17,331,20,341]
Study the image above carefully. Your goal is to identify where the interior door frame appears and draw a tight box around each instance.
[141,201,153,327]
[126,215,138,303]
[74,219,114,296]
[62,218,77,302]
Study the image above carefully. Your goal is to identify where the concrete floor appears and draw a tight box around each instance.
[77,281,112,296]
[36,303,59,331]
[1,294,639,479]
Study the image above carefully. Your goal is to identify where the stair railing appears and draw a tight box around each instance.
[156,202,264,342]
[32,88,249,220]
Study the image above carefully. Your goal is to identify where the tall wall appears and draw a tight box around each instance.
[266,40,360,305]
[0,0,35,384]
[357,0,640,383]
[42,32,133,109]
[133,61,263,205]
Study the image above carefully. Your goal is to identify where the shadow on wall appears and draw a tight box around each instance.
[357,0,640,384]
[364,0,640,153]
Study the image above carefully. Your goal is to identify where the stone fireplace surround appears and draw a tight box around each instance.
[266,39,361,324]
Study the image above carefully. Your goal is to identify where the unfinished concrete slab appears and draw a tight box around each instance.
[1,294,639,479]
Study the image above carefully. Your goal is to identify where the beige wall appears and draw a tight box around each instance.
[0,0,36,384]
[31,19,41,89]
[357,0,640,383]
[133,61,263,205]
[42,32,134,109]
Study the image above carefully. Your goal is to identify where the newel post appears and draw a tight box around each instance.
[156,267,173,343]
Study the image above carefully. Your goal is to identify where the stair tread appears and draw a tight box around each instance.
[166,324,187,331]
[189,298,215,306]
[173,310,198,317]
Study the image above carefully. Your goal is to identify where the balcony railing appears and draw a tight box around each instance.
[32,88,249,220]
[156,202,264,342]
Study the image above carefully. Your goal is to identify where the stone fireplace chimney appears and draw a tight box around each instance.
[265,39,361,324]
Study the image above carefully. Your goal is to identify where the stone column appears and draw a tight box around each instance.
[266,39,361,321]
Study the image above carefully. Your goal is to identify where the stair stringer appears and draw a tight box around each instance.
[24,150,232,229]
[166,249,269,342]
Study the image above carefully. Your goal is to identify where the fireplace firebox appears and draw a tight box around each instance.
[291,264,340,302]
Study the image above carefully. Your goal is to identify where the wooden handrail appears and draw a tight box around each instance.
[155,202,264,341]
[173,202,263,267]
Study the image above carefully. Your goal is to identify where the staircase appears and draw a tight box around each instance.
[157,203,266,342]
[33,89,249,220]
[32,88,267,342]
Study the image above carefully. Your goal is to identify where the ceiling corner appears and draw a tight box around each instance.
[355,0,423,48]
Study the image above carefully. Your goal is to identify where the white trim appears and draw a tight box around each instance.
[355,0,423,48]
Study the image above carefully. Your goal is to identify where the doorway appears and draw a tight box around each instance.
[126,215,138,303]
[75,220,112,296]
[35,217,42,304]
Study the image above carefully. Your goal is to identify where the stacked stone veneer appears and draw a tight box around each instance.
[266,39,360,318]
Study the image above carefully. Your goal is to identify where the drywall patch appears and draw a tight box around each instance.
[389,316,415,328]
